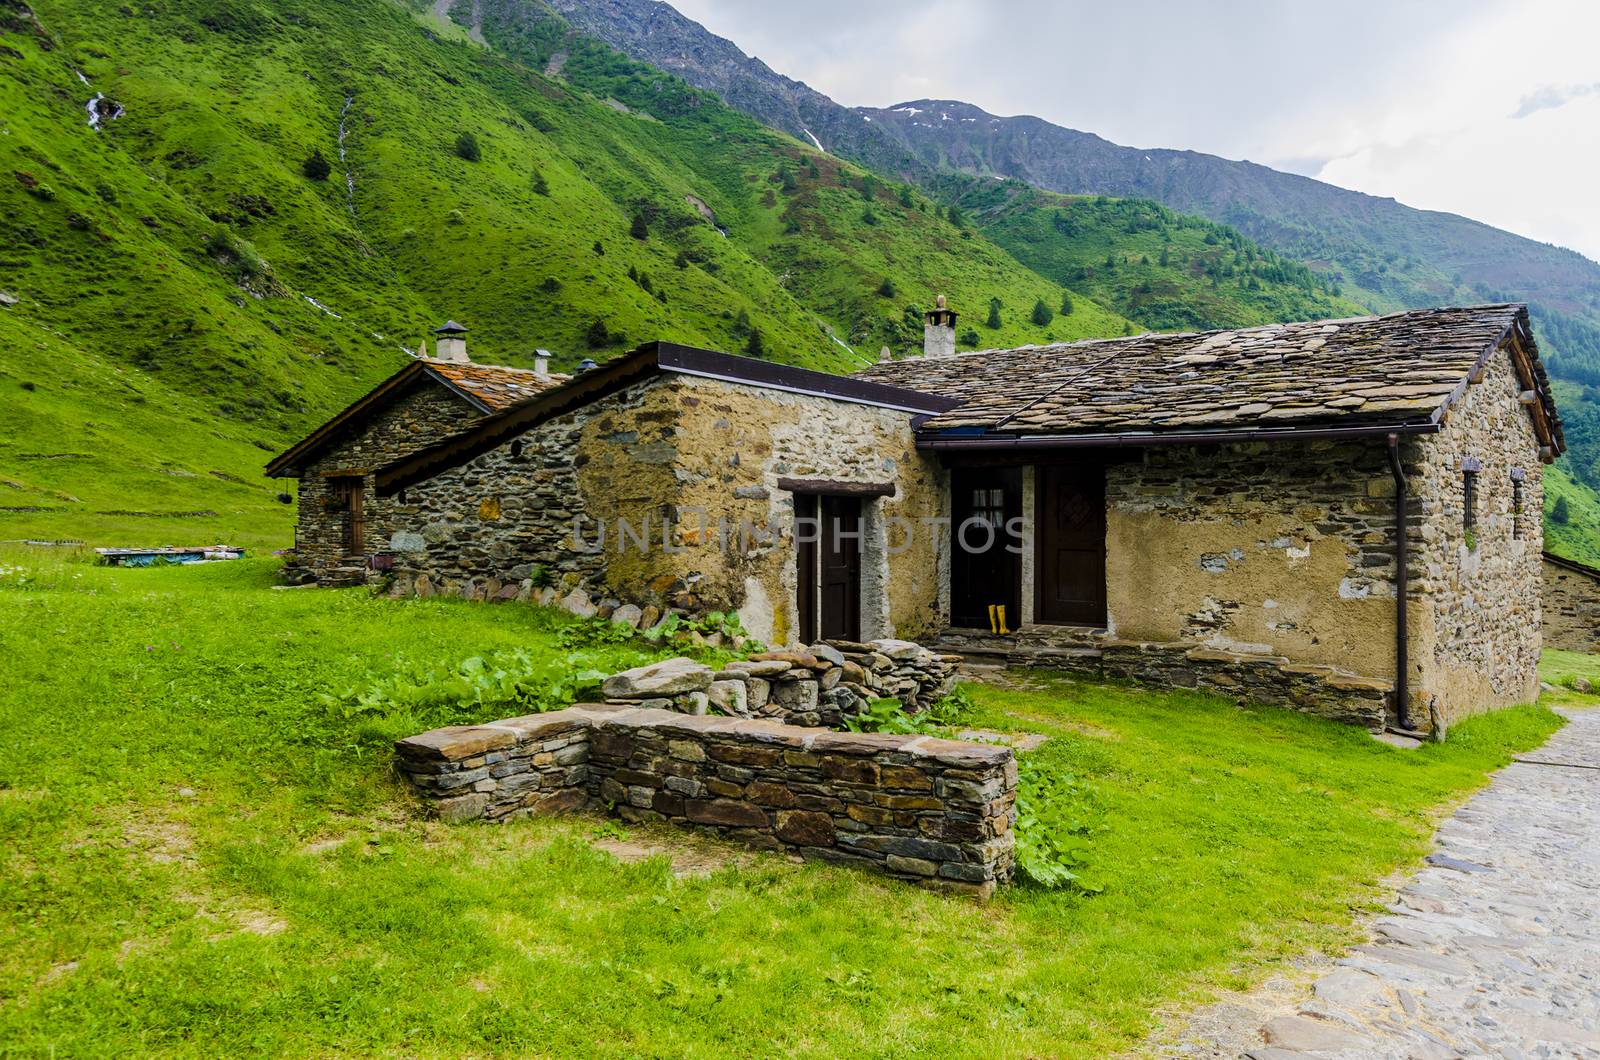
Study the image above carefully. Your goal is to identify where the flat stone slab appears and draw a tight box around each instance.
[957,729,1049,752]
[1168,706,1600,1058]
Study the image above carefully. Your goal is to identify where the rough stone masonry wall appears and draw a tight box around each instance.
[393,705,1018,898]
[387,373,946,645]
[1408,344,1544,727]
[295,384,478,578]
[1096,437,1401,726]
[1541,555,1600,653]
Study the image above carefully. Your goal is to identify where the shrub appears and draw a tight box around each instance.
[958,328,980,347]
[744,328,765,357]
[585,318,612,348]
[1060,290,1074,315]
[454,132,480,162]
[1031,299,1054,326]
[1552,495,1571,523]
[629,212,648,240]
[1013,751,1101,891]
[876,276,896,298]
[531,169,549,195]
[301,149,331,181]
[986,298,1002,329]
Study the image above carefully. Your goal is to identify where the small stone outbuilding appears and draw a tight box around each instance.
[1541,550,1600,652]
[269,304,1564,734]
[265,325,564,584]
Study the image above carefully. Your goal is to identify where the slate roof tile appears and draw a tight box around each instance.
[856,304,1560,451]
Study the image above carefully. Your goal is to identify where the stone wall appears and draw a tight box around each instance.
[394,704,1018,898]
[293,383,478,581]
[1542,553,1600,653]
[1103,438,1402,679]
[385,373,947,645]
[1408,344,1544,728]
[593,640,960,728]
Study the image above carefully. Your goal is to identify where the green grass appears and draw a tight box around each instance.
[0,549,1565,1056]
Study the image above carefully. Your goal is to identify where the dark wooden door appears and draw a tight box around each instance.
[818,495,861,641]
[331,475,365,555]
[796,494,861,642]
[1036,463,1106,626]
[950,467,1021,629]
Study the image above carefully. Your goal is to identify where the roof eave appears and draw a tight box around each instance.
[915,419,1444,451]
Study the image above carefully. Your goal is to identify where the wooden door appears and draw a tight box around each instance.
[950,467,1021,630]
[796,494,861,642]
[818,495,861,641]
[331,475,365,555]
[1035,463,1106,626]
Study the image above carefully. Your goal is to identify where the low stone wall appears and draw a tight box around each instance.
[1097,641,1390,729]
[938,626,1391,729]
[1542,552,1600,654]
[394,704,1017,898]
[596,640,960,728]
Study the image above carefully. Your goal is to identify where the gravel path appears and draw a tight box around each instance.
[1170,707,1600,1059]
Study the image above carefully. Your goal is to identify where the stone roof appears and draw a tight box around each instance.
[857,304,1561,451]
[424,359,568,411]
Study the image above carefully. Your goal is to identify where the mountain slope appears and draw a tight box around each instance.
[549,0,1600,407]
[1,0,1140,547]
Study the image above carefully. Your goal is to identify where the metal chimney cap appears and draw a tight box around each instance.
[433,320,469,334]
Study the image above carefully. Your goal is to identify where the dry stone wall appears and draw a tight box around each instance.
[1542,554,1600,653]
[394,704,1017,898]
[383,372,947,645]
[594,640,960,728]
[1407,345,1544,727]
[293,384,478,581]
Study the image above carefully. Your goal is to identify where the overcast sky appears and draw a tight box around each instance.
[670,0,1600,263]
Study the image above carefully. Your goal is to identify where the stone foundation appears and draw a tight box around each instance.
[394,704,1017,898]
[939,625,1392,729]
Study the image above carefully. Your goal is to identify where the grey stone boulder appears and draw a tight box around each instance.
[560,589,597,618]
[724,659,792,677]
[869,638,924,662]
[611,603,644,629]
[678,691,709,716]
[808,643,847,667]
[707,679,750,717]
[601,657,713,698]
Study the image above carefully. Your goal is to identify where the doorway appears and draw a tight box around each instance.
[796,493,862,642]
[1035,462,1106,626]
[950,467,1022,630]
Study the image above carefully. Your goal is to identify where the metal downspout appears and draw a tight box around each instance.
[1386,433,1414,732]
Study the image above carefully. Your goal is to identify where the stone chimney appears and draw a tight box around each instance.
[534,348,551,376]
[878,345,892,364]
[432,320,469,363]
[924,295,957,357]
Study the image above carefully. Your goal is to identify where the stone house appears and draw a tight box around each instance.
[266,323,565,584]
[269,303,1563,734]
[1541,551,1600,652]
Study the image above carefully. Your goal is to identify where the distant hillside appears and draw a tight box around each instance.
[942,177,1368,332]
[550,0,1600,484]
[0,0,1133,547]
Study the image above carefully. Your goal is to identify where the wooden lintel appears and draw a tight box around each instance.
[776,477,895,498]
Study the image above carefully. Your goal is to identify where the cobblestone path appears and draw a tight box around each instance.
[1172,707,1600,1059]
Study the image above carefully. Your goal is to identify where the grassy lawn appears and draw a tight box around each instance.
[0,549,1566,1057]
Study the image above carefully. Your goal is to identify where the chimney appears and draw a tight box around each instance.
[432,320,469,363]
[924,294,957,357]
[878,345,892,364]
[534,348,551,376]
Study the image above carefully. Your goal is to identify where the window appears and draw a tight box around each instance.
[1511,468,1526,540]
[970,487,1006,529]
[1461,456,1480,550]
